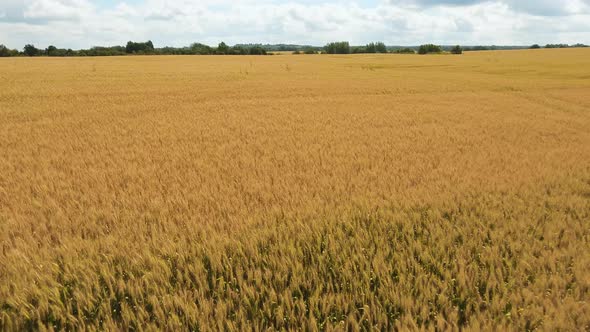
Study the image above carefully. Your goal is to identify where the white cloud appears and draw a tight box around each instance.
[23,0,94,21]
[0,0,589,49]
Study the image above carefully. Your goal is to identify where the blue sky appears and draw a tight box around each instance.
[1,0,589,49]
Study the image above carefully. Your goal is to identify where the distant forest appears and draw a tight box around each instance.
[0,40,588,57]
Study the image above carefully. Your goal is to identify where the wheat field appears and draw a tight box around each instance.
[0,49,589,330]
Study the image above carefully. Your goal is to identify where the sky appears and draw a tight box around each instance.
[1,0,589,49]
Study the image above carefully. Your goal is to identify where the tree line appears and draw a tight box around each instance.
[0,40,435,57]
[0,41,268,57]
[323,42,388,54]
[529,43,588,49]
[2,40,587,58]
[321,42,463,55]
[465,43,588,51]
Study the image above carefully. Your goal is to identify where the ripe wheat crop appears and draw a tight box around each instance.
[1,49,589,330]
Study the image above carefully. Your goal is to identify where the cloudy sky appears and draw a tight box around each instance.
[1,0,589,49]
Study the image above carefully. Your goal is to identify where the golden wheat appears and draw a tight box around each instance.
[0,49,589,330]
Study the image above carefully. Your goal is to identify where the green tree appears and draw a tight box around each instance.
[23,44,39,56]
[125,41,135,53]
[0,44,11,57]
[418,44,442,55]
[46,45,57,56]
[375,42,387,53]
[125,41,155,54]
[450,45,463,55]
[325,41,350,54]
[530,44,541,49]
[217,42,230,54]
[545,44,569,49]
[190,43,212,55]
[394,48,415,54]
[228,45,247,55]
[352,46,367,54]
[248,46,267,55]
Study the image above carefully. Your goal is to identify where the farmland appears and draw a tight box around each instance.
[0,49,589,330]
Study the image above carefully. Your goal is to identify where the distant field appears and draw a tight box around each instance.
[1,49,589,330]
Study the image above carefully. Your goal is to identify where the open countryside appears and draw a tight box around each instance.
[1,48,589,330]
